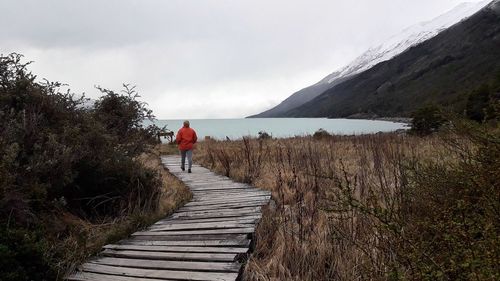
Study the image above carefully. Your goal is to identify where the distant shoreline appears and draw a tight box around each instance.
[346,116,412,124]
[246,116,412,124]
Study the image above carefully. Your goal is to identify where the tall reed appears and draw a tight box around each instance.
[195,133,447,280]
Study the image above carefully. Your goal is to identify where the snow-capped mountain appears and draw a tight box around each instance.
[320,0,491,84]
[251,0,491,118]
[283,0,500,118]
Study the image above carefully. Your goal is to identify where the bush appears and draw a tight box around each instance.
[404,121,500,280]
[465,74,500,124]
[410,105,447,136]
[466,84,491,122]
[257,130,271,140]
[0,53,163,278]
[313,128,331,139]
[0,227,56,281]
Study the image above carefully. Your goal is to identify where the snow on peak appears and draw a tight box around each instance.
[320,0,491,84]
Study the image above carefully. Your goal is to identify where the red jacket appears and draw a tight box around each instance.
[176,126,197,151]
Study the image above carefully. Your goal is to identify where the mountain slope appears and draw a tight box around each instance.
[284,1,500,118]
[250,0,491,118]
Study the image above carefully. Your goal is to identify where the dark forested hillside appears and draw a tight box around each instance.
[284,2,500,118]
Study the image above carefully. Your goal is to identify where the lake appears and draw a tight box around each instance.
[151,118,408,140]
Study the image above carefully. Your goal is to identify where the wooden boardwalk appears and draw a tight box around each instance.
[67,155,271,281]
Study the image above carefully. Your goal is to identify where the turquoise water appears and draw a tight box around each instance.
[151,118,408,140]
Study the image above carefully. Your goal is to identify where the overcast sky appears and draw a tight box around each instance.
[0,0,486,119]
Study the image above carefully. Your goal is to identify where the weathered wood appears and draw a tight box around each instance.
[189,187,251,192]
[132,227,255,236]
[67,272,175,281]
[89,257,242,272]
[187,197,271,206]
[148,221,255,231]
[193,191,271,198]
[132,234,250,241]
[187,197,270,204]
[101,249,237,262]
[178,202,267,212]
[155,216,260,225]
[119,239,251,247]
[66,155,271,281]
[195,194,271,199]
[172,207,262,218]
[79,264,239,281]
[170,212,262,222]
[103,244,249,254]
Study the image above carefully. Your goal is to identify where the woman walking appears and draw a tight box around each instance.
[175,120,198,173]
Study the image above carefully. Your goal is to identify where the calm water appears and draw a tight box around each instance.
[151,118,408,140]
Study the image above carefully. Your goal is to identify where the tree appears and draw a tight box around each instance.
[466,84,491,122]
[410,105,446,136]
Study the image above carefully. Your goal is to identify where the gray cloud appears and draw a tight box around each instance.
[0,0,480,118]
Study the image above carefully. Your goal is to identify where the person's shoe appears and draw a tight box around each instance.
[188,169,192,173]
[181,166,185,171]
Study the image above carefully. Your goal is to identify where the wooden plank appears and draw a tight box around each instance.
[66,154,271,281]
[187,197,270,206]
[151,219,257,227]
[191,188,268,193]
[194,189,270,194]
[67,271,175,281]
[192,189,269,195]
[132,234,250,241]
[190,187,250,191]
[103,244,249,254]
[80,264,239,281]
[171,211,261,220]
[189,183,250,188]
[172,207,261,218]
[120,239,251,247]
[101,249,237,262]
[188,182,247,186]
[148,221,255,231]
[89,257,241,272]
[178,202,267,212]
[132,227,255,236]
[188,183,248,187]
[181,200,268,208]
[155,216,260,225]
[192,190,266,195]
[188,196,270,204]
[171,212,262,221]
[188,182,237,185]
[187,178,233,182]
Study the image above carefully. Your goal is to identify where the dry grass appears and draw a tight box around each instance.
[138,143,192,214]
[194,133,450,280]
[57,143,191,279]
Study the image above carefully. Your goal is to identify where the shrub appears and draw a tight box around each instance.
[257,130,271,140]
[0,53,163,278]
[313,128,331,139]
[404,121,500,280]
[466,84,491,122]
[195,122,499,280]
[410,105,446,136]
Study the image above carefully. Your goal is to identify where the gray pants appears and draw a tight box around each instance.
[180,150,193,170]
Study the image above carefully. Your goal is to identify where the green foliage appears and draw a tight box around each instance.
[257,130,271,140]
[410,105,446,135]
[466,84,491,122]
[94,84,159,156]
[312,128,331,139]
[0,53,163,279]
[405,121,500,280]
[0,226,56,281]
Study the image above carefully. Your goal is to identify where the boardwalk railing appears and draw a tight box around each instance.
[67,155,271,281]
